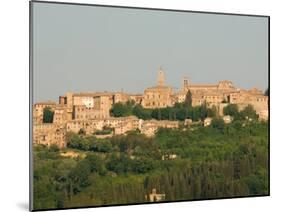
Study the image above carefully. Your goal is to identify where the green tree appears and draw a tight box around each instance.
[132,104,151,120]
[188,106,201,121]
[240,105,259,120]
[200,102,208,121]
[85,154,105,174]
[175,107,187,121]
[110,103,129,117]
[223,104,239,119]
[43,107,54,123]
[66,132,82,149]
[78,128,86,135]
[151,109,163,120]
[131,158,155,174]
[185,90,192,107]
[110,101,135,117]
[49,144,60,152]
[211,117,225,131]
[207,106,217,118]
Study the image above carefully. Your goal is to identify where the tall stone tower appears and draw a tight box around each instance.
[66,92,73,107]
[182,76,189,90]
[157,67,165,86]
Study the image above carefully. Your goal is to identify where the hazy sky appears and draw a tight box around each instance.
[32,2,268,102]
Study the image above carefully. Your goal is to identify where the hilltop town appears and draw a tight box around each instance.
[33,67,268,148]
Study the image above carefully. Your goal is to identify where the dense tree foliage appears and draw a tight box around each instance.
[111,101,217,121]
[33,119,268,210]
[43,107,54,123]
[110,100,135,117]
[223,104,259,121]
[211,117,225,132]
[185,90,192,107]
[240,105,259,120]
[67,133,113,152]
[223,104,239,118]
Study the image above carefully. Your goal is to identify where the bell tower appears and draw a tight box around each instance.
[157,66,165,86]
[182,76,189,91]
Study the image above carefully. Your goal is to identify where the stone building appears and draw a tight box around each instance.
[259,109,269,121]
[175,77,268,120]
[223,115,233,124]
[66,116,139,136]
[53,106,68,124]
[229,88,268,118]
[145,189,165,202]
[128,94,143,105]
[185,80,236,93]
[139,119,179,137]
[33,68,268,149]
[114,119,138,135]
[113,92,130,103]
[204,117,212,127]
[105,116,139,129]
[33,101,56,124]
[142,67,174,109]
[191,91,225,107]
[66,119,104,135]
[60,92,112,120]
[183,80,236,107]
[33,123,66,148]
[73,104,110,120]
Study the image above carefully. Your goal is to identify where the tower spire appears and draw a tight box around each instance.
[157,66,165,86]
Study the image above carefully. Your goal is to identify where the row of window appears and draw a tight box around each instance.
[146,94,164,99]
[76,114,106,119]
[256,98,267,102]
[205,96,223,99]
[145,101,166,107]
[76,107,94,112]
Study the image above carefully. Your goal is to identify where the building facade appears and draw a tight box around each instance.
[142,68,174,109]
[33,68,268,148]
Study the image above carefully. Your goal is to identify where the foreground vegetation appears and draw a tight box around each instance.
[33,118,268,210]
[110,100,259,123]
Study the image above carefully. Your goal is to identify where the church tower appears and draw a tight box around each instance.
[182,76,189,89]
[157,66,165,86]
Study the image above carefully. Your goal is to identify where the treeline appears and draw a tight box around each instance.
[223,104,259,121]
[67,133,113,152]
[111,101,217,121]
[33,120,268,210]
[111,100,260,123]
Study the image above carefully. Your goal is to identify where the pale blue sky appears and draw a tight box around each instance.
[32,2,268,102]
